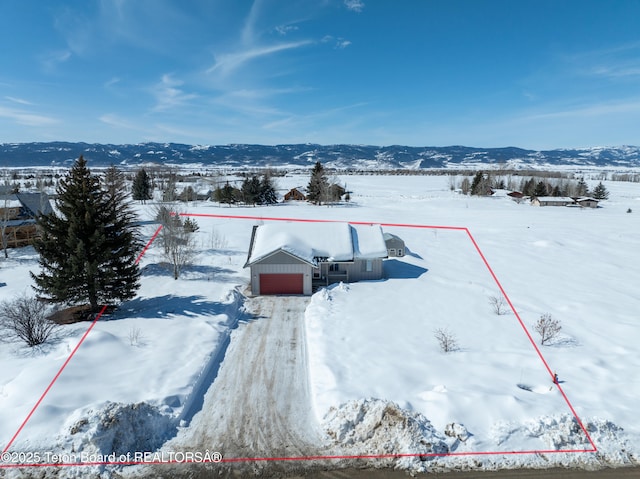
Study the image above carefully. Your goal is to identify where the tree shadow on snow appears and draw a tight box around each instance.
[106,295,234,321]
[384,259,428,279]
[140,263,245,283]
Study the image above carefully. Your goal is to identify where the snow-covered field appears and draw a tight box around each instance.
[1,173,639,476]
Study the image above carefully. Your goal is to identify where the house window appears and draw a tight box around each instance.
[329,263,340,272]
[365,259,373,272]
[397,249,403,257]
[389,248,396,257]
[313,269,320,279]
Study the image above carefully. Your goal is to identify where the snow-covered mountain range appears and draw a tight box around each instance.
[1,142,639,169]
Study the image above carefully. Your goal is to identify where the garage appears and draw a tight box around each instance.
[259,273,304,295]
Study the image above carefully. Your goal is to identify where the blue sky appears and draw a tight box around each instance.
[2,0,640,149]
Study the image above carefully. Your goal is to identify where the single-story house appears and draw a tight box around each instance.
[244,222,388,295]
[283,187,307,201]
[575,197,599,208]
[383,232,405,257]
[0,193,53,248]
[531,196,575,207]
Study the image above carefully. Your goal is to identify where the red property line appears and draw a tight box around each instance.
[463,228,597,452]
[1,226,163,455]
[1,215,597,469]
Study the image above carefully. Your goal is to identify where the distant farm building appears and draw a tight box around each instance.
[531,196,575,207]
[531,196,600,208]
[0,193,53,248]
[575,197,599,208]
[383,232,405,257]
[283,187,306,201]
[507,191,524,203]
[244,222,388,295]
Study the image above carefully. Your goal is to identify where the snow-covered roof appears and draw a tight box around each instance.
[576,197,598,202]
[0,195,21,209]
[534,196,574,202]
[246,222,387,266]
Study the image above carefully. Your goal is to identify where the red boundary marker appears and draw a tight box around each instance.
[1,215,597,470]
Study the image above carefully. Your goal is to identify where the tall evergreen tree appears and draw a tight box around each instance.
[576,177,589,196]
[307,161,329,205]
[522,178,536,196]
[591,181,609,200]
[260,173,277,205]
[533,181,548,197]
[31,157,140,314]
[132,168,152,203]
[241,175,262,205]
[470,171,492,195]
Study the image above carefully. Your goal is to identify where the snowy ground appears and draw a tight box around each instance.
[1,173,639,477]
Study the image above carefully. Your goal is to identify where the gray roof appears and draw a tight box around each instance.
[16,192,53,217]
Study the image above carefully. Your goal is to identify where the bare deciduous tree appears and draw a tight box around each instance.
[534,313,562,345]
[434,327,459,353]
[460,177,471,195]
[489,295,508,315]
[0,294,58,347]
[155,205,198,280]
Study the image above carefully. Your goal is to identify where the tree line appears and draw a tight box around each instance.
[459,171,609,199]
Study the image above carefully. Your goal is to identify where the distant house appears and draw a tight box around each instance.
[383,232,405,257]
[0,193,53,248]
[575,197,599,208]
[283,187,307,201]
[244,222,388,295]
[531,196,575,207]
[507,191,524,199]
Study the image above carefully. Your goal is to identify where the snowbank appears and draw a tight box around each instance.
[60,401,177,458]
[322,400,638,474]
[323,398,448,472]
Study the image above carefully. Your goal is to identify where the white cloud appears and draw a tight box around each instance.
[0,106,58,127]
[207,41,312,77]
[320,35,351,49]
[104,77,121,88]
[4,96,34,106]
[344,0,364,12]
[275,24,299,36]
[150,74,198,112]
[521,98,640,121]
[41,49,72,72]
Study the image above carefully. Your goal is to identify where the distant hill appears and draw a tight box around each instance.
[1,142,639,170]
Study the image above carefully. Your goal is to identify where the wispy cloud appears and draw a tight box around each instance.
[0,106,58,126]
[522,98,640,121]
[275,24,299,36]
[150,74,198,112]
[321,35,352,50]
[242,0,264,45]
[588,64,640,79]
[4,96,34,106]
[207,41,312,77]
[566,41,640,80]
[104,77,121,88]
[344,0,364,12]
[40,49,72,72]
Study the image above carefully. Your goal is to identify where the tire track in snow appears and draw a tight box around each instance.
[146,296,327,477]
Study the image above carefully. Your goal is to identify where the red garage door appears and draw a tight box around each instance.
[259,274,303,295]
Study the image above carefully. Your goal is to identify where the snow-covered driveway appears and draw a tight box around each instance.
[148,295,325,476]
